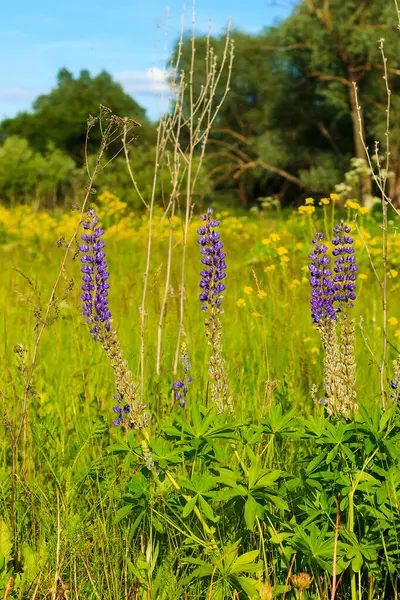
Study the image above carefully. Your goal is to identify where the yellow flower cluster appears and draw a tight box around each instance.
[298,205,315,215]
[345,200,369,215]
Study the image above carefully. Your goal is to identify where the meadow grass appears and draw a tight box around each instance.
[0,197,400,598]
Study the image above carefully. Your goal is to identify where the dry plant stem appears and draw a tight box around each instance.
[282,553,296,600]
[207,548,237,600]
[138,121,163,395]
[353,83,399,218]
[394,0,400,29]
[359,316,380,369]
[352,38,392,409]
[173,3,197,374]
[379,38,391,409]
[156,89,186,374]
[173,23,233,373]
[123,121,148,209]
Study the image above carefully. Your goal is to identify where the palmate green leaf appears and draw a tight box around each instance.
[305,453,326,475]
[233,575,259,595]
[116,504,135,522]
[254,470,281,489]
[199,496,215,521]
[129,510,145,535]
[351,551,363,572]
[326,444,339,464]
[230,550,260,573]
[0,521,12,563]
[262,405,299,436]
[150,437,182,467]
[21,543,38,584]
[244,495,260,530]
[213,467,239,488]
[182,495,198,518]
[185,565,214,581]
[178,473,218,495]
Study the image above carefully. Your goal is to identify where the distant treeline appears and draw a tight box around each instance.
[1,0,400,209]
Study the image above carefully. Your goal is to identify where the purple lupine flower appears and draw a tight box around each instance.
[79,208,111,340]
[173,342,192,407]
[390,358,400,403]
[332,222,358,308]
[308,232,336,325]
[197,208,227,312]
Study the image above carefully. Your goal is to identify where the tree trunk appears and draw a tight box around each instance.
[238,178,248,208]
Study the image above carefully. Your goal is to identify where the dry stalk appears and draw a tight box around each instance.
[352,37,393,408]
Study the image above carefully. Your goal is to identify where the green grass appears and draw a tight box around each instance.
[0,207,399,598]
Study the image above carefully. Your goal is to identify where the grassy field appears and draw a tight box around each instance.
[1,194,400,599]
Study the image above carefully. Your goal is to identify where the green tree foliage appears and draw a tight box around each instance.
[0,69,155,164]
[0,137,75,205]
[2,1,400,207]
[177,0,400,206]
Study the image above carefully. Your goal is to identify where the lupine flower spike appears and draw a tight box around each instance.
[197,208,233,414]
[173,342,193,408]
[308,222,358,418]
[390,358,400,403]
[79,208,149,429]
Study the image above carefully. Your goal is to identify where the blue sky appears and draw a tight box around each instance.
[1,0,293,121]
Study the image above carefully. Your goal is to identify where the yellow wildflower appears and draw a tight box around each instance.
[302,265,309,272]
[345,200,360,211]
[270,233,281,242]
[257,289,267,299]
[319,197,330,206]
[358,273,368,280]
[252,312,262,318]
[395,330,400,338]
[277,246,288,256]
[389,269,399,279]
[236,298,246,308]
[244,286,254,295]
[280,256,290,264]
[298,205,315,215]
[296,242,303,250]
[291,279,300,287]
[330,193,340,202]
[311,347,320,354]
[359,206,369,215]
[389,317,399,326]
[261,238,271,245]
[264,265,276,273]
[303,337,312,343]
[305,197,315,205]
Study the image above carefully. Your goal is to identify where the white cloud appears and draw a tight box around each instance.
[115,67,168,96]
[0,86,36,102]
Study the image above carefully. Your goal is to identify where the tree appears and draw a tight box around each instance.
[0,136,76,205]
[0,69,155,164]
[270,0,400,203]
[177,1,400,206]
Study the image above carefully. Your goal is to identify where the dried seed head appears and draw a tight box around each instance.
[292,573,313,592]
[259,584,274,600]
